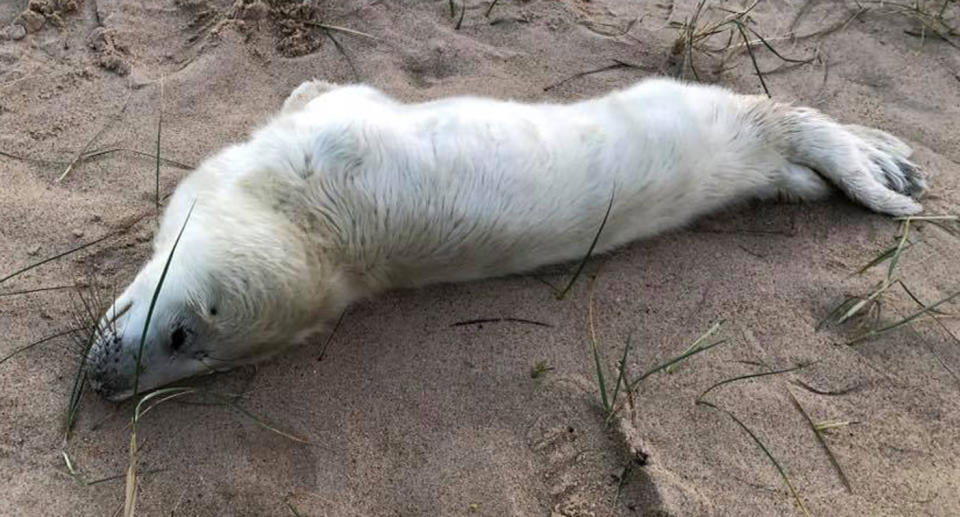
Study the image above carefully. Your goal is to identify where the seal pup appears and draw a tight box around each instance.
[86,78,926,400]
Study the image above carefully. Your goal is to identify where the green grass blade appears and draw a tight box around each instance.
[665,320,724,374]
[132,201,196,398]
[286,501,303,516]
[848,290,960,345]
[697,364,809,403]
[557,189,615,300]
[608,334,633,414]
[592,333,610,413]
[222,397,310,444]
[628,338,727,391]
[698,400,811,517]
[854,241,914,276]
[886,220,910,280]
[65,330,96,438]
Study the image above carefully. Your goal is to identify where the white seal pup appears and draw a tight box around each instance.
[86,78,925,400]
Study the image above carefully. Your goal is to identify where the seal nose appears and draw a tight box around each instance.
[86,330,134,400]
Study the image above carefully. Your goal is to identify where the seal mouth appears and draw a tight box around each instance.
[97,385,135,403]
[85,323,235,402]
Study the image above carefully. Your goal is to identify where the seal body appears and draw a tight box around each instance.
[87,78,925,400]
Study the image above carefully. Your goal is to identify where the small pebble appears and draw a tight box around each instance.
[17,10,45,33]
[72,229,84,238]
[1,24,27,41]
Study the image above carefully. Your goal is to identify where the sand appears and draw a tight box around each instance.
[1,0,959,515]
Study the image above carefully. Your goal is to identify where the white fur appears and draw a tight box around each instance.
[87,77,926,400]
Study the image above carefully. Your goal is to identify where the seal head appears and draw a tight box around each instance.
[86,167,350,401]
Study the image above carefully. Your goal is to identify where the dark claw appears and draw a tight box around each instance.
[895,159,926,198]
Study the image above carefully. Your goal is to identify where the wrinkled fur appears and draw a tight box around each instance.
[87,77,926,400]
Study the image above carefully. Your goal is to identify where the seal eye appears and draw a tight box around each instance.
[170,326,188,352]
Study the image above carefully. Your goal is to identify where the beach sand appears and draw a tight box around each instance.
[1,0,959,515]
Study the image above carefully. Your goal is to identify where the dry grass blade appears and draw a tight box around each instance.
[0,284,75,297]
[854,241,915,276]
[543,60,641,92]
[64,446,162,487]
[0,327,83,367]
[323,29,361,82]
[451,317,551,327]
[665,320,724,374]
[893,215,959,221]
[318,310,346,361]
[863,0,960,48]
[121,385,307,515]
[739,24,816,64]
[814,420,854,432]
[123,425,140,515]
[220,396,310,443]
[80,147,194,170]
[155,77,164,215]
[835,280,894,325]
[286,500,304,516]
[787,390,852,492]
[698,400,812,517]
[86,469,163,487]
[823,218,936,331]
[791,379,864,397]
[669,0,818,96]
[0,232,118,285]
[303,21,379,41]
[900,281,960,343]
[135,389,197,422]
[58,90,133,182]
[125,387,195,517]
[0,149,44,163]
[734,21,770,97]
